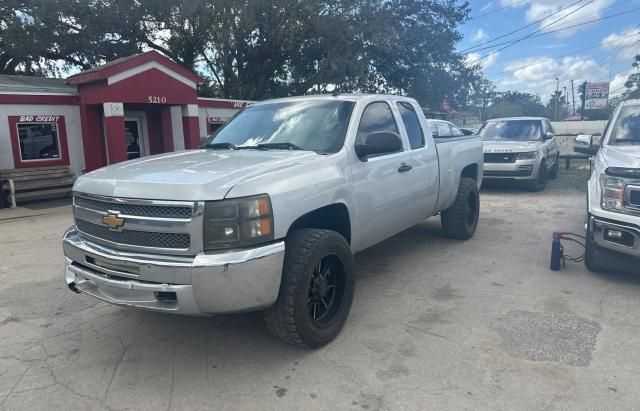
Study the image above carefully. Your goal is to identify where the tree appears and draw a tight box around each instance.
[621,54,640,100]
[545,91,569,121]
[485,91,546,119]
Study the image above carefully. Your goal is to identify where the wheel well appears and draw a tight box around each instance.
[461,164,479,181]
[287,204,351,243]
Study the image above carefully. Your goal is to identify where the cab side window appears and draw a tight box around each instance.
[356,102,399,145]
[449,124,464,137]
[436,122,451,138]
[429,122,438,137]
[397,102,425,149]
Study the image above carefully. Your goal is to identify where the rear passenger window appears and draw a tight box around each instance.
[436,122,451,138]
[429,122,438,137]
[397,102,425,149]
[356,102,399,145]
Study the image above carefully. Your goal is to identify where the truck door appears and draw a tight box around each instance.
[350,101,416,250]
[395,102,440,220]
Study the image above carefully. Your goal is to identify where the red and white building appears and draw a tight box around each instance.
[0,51,252,176]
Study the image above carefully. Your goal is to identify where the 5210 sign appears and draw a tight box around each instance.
[147,96,167,104]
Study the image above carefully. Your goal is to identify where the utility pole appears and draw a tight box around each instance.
[554,77,559,122]
[571,80,576,114]
[580,81,587,121]
[563,86,568,117]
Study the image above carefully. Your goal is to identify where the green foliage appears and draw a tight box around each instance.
[621,54,640,100]
[485,91,546,119]
[0,0,481,107]
[545,91,569,121]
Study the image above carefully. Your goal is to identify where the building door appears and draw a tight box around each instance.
[124,111,150,160]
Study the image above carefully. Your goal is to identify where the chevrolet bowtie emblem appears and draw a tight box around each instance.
[102,213,125,230]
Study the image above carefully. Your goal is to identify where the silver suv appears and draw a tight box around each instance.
[480,117,560,191]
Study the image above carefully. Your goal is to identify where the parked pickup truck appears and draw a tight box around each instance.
[480,117,560,191]
[64,94,483,348]
[574,99,640,272]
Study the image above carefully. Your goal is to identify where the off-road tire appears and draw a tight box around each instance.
[549,156,559,179]
[441,177,480,240]
[263,229,355,348]
[527,160,548,191]
[584,225,603,272]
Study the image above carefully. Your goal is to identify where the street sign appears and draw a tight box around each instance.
[585,82,609,110]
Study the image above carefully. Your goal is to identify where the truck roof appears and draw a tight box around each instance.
[485,116,550,121]
[251,93,419,106]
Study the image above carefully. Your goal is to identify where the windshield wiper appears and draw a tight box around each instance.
[204,142,237,150]
[256,142,305,151]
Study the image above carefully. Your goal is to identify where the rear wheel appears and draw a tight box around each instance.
[263,229,355,348]
[527,160,548,191]
[441,178,480,240]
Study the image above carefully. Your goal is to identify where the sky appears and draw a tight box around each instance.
[459,0,640,102]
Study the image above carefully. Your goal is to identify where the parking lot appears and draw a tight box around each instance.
[1,169,640,410]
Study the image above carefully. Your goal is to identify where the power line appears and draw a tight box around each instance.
[469,0,595,64]
[462,0,585,53]
[466,6,640,54]
[469,0,530,21]
[464,0,636,53]
[484,32,640,79]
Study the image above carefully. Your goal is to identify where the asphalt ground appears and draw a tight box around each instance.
[2,166,640,410]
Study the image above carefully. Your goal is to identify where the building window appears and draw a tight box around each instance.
[17,122,61,161]
[8,115,69,168]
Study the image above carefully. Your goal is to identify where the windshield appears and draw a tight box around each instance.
[203,100,355,153]
[479,120,542,141]
[609,105,640,145]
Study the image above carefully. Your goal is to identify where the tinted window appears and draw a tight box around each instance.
[436,122,451,138]
[609,105,640,145]
[449,124,464,137]
[205,100,354,153]
[480,120,543,141]
[397,102,425,149]
[356,102,399,144]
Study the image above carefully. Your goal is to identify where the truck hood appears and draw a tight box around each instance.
[601,145,640,170]
[483,140,540,153]
[73,149,321,201]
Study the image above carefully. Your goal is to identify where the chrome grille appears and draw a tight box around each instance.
[74,196,192,218]
[73,194,203,255]
[76,220,190,249]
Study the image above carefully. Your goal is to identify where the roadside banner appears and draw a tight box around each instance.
[585,82,609,110]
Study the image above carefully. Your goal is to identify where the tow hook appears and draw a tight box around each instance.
[67,282,81,294]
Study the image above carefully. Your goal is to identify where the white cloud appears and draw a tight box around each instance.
[497,55,609,100]
[601,27,640,61]
[480,2,495,13]
[609,69,634,96]
[499,0,615,37]
[467,52,500,70]
[471,28,489,43]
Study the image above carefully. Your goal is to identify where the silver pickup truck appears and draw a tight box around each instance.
[63,94,483,348]
[574,99,640,272]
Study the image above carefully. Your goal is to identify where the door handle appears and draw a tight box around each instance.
[398,163,412,172]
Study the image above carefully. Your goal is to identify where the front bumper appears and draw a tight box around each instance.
[63,228,285,315]
[483,159,537,180]
[590,216,640,259]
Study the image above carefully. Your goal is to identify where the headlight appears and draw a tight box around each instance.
[204,195,274,250]
[516,152,537,160]
[600,171,640,214]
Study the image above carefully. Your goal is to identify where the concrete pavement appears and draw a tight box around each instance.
[1,173,639,410]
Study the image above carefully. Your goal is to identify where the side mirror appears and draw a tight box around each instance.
[544,131,554,140]
[574,134,599,156]
[355,131,403,160]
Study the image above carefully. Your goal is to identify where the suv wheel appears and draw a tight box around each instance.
[549,156,559,179]
[585,222,603,272]
[527,160,548,191]
[441,177,480,240]
[263,229,355,348]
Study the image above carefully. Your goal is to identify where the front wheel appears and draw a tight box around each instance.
[527,160,548,191]
[263,229,355,348]
[441,177,480,240]
[584,224,603,272]
[549,156,559,179]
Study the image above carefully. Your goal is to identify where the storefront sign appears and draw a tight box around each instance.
[585,82,609,110]
[18,115,60,122]
[208,116,230,124]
